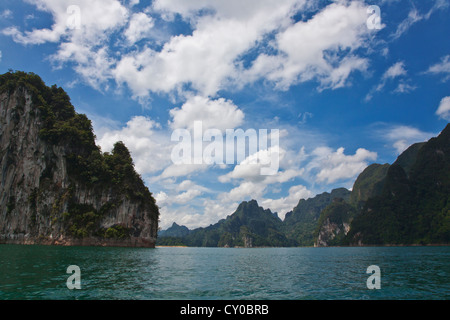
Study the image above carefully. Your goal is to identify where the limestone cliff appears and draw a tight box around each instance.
[314,199,357,247]
[315,219,351,247]
[0,71,159,247]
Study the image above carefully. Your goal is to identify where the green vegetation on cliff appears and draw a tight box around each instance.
[158,200,292,247]
[349,163,390,209]
[0,71,159,241]
[160,125,449,247]
[346,124,450,245]
[315,199,357,246]
[283,188,351,246]
[185,200,291,247]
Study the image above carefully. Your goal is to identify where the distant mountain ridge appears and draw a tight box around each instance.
[158,222,190,238]
[182,199,290,247]
[159,124,450,247]
[158,189,352,247]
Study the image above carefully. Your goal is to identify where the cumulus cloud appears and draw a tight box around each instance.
[169,96,244,131]
[154,124,377,228]
[96,116,172,175]
[2,0,129,90]
[307,147,377,185]
[383,61,407,80]
[113,0,306,98]
[156,179,227,229]
[243,1,371,91]
[158,163,209,179]
[219,146,284,182]
[3,0,378,102]
[2,0,395,229]
[124,12,154,44]
[436,96,450,121]
[3,0,129,45]
[261,184,312,220]
[380,124,436,154]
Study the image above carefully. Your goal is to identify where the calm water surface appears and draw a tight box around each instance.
[0,245,448,300]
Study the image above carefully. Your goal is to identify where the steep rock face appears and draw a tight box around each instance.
[314,199,356,247]
[0,72,159,247]
[283,188,351,246]
[315,220,351,247]
[349,163,390,210]
[346,124,450,245]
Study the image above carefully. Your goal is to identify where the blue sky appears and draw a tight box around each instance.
[1,0,449,229]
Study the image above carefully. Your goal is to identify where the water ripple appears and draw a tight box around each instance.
[0,245,449,300]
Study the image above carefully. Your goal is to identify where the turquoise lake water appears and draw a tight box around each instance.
[0,245,448,300]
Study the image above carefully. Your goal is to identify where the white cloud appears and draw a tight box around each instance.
[173,189,203,205]
[426,55,450,82]
[391,1,449,40]
[3,0,129,90]
[307,147,377,185]
[218,146,285,183]
[390,8,423,40]
[381,125,436,154]
[96,116,172,175]
[129,0,140,7]
[154,179,211,216]
[383,61,407,80]
[114,0,306,99]
[3,0,129,44]
[243,1,372,91]
[154,191,168,205]
[3,0,378,102]
[157,205,211,230]
[365,61,411,101]
[148,96,246,180]
[155,123,378,228]
[157,188,238,230]
[124,12,154,44]
[214,138,306,215]
[169,96,244,131]
[0,9,12,19]
[393,81,416,94]
[219,181,267,204]
[436,96,450,121]
[159,163,209,179]
[261,184,312,220]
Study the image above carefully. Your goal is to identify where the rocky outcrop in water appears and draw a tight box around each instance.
[0,71,159,247]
